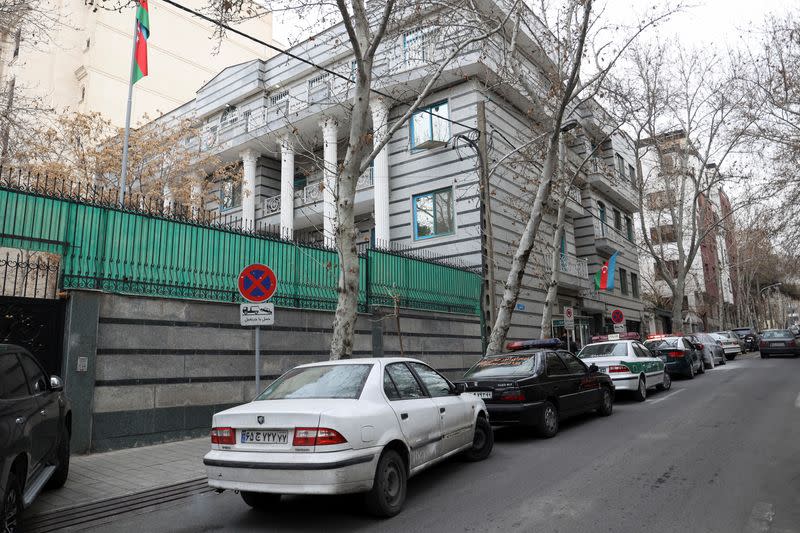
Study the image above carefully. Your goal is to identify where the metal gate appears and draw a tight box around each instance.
[0,251,65,375]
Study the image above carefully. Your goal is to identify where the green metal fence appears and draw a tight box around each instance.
[0,179,481,315]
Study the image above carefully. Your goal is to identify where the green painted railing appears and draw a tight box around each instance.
[0,184,481,315]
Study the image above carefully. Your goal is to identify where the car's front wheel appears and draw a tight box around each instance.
[46,422,70,490]
[2,470,22,533]
[633,376,647,402]
[365,449,407,518]
[597,387,613,416]
[656,371,672,391]
[462,416,493,462]
[538,401,559,438]
[240,491,281,510]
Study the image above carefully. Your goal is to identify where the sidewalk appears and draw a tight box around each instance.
[27,437,210,517]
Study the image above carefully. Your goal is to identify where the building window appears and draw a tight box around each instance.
[220,179,242,210]
[613,208,622,230]
[628,164,636,187]
[403,29,430,65]
[625,216,633,241]
[631,273,640,298]
[598,201,606,224]
[79,86,85,102]
[615,153,625,178]
[620,268,628,295]
[413,187,454,240]
[410,101,449,150]
[560,233,566,255]
[650,224,676,243]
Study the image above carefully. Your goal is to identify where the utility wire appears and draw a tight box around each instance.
[160,0,479,133]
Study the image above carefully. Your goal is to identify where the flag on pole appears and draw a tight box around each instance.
[132,0,150,84]
[594,252,618,291]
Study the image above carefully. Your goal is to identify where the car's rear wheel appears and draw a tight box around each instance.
[2,470,22,533]
[365,449,407,518]
[633,376,647,402]
[462,416,493,462]
[597,387,613,416]
[538,401,559,438]
[240,491,281,510]
[718,354,726,365]
[656,371,672,391]
[46,422,70,490]
[686,363,695,379]
[697,361,705,374]
[726,353,736,361]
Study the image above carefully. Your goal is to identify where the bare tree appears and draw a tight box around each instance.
[610,42,754,333]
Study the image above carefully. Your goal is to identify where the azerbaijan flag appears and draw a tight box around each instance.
[132,0,150,84]
[594,252,618,291]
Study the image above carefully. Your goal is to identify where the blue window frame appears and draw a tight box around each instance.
[413,188,454,240]
[410,101,449,150]
[220,178,241,210]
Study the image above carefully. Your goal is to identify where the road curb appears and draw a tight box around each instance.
[24,477,210,532]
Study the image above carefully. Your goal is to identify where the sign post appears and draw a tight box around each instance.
[238,263,278,395]
[563,306,575,351]
[611,309,625,335]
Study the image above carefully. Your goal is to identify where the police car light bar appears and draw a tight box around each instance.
[506,338,562,351]
[590,332,641,343]
[646,332,681,340]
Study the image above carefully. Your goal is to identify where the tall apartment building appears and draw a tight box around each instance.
[637,130,734,333]
[0,0,273,127]
[148,1,645,345]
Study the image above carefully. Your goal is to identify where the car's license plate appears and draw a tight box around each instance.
[771,342,786,347]
[466,391,492,399]
[240,429,289,444]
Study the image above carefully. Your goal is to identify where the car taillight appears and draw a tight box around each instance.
[695,343,704,350]
[499,389,525,401]
[667,351,684,358]
[211,427,235,445]
[607,365,630,373]
[293,427,347,447]
[759,340,767,347]
[790,340,797,347]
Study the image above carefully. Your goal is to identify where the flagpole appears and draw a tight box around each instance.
[119,13,139,207]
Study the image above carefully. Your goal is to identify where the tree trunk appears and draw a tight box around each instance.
[670,277,685,333]
[539,203,566,339]
[486,133,559,354]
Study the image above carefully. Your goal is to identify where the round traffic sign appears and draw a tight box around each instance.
[611,309,625,324]
[238,264,278,303]
[565,308,574,320]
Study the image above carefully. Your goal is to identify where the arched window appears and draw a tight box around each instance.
[598,201,606,224]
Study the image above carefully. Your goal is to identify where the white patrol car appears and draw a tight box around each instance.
[576,333,670,401]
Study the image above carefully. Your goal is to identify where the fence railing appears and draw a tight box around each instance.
[0,171,481,315]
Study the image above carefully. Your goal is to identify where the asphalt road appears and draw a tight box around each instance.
[86,352,800,533]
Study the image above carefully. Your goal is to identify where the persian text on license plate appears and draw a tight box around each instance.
[467,391,492,399]
[240,429,289,444]
[771,342,786,347]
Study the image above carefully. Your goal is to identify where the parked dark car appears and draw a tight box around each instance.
[457,339,614,438]
[731,327,759,352]
[689,333,726,368]
[758,329,800,358]
[644,336,704,378]
[1,344,71,532]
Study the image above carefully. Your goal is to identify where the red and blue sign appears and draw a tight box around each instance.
[611,309,625,324]
[238,264,277,303]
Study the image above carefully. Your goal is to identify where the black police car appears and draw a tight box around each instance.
[457,339,614,438]
[1,344,72,532]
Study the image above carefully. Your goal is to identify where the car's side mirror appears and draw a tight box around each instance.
[50,375,64,392]
[453,382,467,395]
[588,364,599,373]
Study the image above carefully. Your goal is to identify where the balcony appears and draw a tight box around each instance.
[587,159,640,213]
[593,220,630,255]
[558,254,589,290]
[262,168,374,216]
[548,185,584,218]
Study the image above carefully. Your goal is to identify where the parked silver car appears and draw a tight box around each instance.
[690,333,726,368]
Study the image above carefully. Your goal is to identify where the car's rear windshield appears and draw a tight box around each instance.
[732,329,752,335]
[644,338,679,350]
[464,355,538,378]
[256,364,372,400]
[578,343,627,358]
[762,330,792,338]
[713,331,734,338]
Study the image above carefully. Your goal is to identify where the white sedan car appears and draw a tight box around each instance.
[711,331,742,360]
[204,358,493,517]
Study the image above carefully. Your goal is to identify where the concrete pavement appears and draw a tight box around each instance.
[72,351,800,532]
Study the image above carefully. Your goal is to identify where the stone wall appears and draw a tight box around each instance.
[62,291,483,452]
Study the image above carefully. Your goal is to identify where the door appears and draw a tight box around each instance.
[634,343,664,385]
[544,352,579,416]
[383,363,442,469]
[18,351,60,461]
[0,353,44,471]
[558,351,601,413]
[408,362,473,453]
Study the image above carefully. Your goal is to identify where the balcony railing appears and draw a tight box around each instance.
[262,168,374,215]
[593,220,629,249]
[559,254,588,279]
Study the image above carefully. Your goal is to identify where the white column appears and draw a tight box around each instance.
[240,149,259,230]
[371,98,391,246]
[162,184,173,212]
[190,181,202,220]
[279,136,295,239]
[320,118,338,246]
